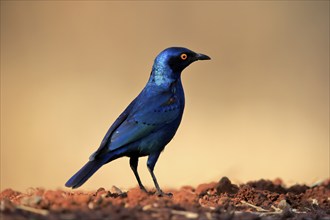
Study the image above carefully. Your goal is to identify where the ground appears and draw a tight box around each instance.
[1,177,329,220]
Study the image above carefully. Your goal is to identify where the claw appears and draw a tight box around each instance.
[155,190,173,197]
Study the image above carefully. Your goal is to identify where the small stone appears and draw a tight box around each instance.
[171,210,198,219]
[278,199,290,210]
[88,202,95,209]
[110,186,123,194]
[216,177,239,195]
[142,204,152,211]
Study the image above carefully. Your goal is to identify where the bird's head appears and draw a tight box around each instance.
[154,47,211,73]
[150,47,211,85]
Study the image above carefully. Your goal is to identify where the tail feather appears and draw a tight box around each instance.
[65,159,104,189]
[65,147,128,189]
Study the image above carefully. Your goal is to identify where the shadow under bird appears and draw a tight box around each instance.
[65,47,211,196]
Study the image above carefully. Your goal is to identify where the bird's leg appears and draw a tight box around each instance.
[147,153,172,197]
[129,157,148,193]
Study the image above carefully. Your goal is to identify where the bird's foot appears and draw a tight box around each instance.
[139,186,172,197]
[139,186,149,194]
[155,190,173,197]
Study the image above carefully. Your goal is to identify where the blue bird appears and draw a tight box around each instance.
[65,47,211,196]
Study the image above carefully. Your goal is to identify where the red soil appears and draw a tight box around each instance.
[1,177,329,220]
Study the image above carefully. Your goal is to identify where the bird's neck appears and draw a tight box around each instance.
[148,63,181,87]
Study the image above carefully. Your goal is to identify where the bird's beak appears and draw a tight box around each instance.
[195,53,211,61]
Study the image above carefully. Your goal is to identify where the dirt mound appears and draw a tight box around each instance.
[1,177,329,220]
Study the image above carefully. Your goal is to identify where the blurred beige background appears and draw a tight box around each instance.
[1,1,329,191]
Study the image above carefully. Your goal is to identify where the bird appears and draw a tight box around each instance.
[65,47,211,196]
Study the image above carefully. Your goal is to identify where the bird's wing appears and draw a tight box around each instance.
[108,91,182,151]
[89,99,136,160]
[90,90,182,160]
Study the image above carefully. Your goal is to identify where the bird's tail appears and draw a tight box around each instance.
[65,146,129,189]
[65,159,105,189]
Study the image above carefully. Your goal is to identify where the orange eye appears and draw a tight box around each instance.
[180,53,188,60]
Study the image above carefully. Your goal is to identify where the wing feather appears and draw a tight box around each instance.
[90,88,183,159]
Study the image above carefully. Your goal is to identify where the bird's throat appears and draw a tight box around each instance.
[149,65,180,87]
